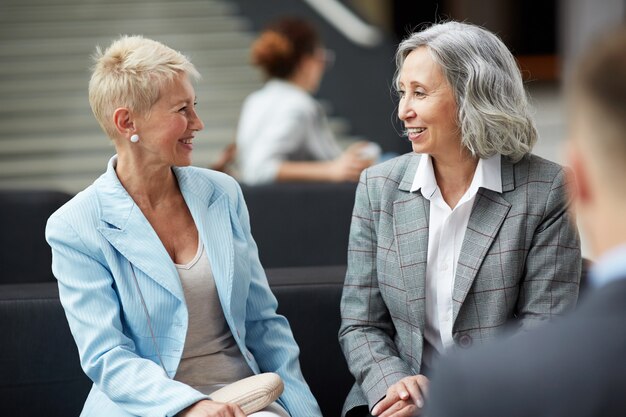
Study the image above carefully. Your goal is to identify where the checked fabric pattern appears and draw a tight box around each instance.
[339,152,581,414]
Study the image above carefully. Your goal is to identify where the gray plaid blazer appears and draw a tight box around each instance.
[338,153,581,415]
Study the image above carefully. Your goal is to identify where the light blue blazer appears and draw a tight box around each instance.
[46,156,322,417]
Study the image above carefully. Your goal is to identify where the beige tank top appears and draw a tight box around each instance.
[174,240,253,393]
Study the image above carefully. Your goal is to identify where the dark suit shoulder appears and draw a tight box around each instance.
[428,278,626,417]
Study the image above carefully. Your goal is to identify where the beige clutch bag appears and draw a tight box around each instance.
[209,373,284,415]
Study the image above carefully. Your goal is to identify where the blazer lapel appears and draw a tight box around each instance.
[96,158,185,302]
[394,155,429,328]
[176,168,235,314]
[452,158,514,321]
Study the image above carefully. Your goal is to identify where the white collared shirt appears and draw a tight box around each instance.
[410,153,502,364]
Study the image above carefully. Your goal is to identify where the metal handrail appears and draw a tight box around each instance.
[302,0,383,47]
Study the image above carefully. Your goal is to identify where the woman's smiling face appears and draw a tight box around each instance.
[132,72,204,168]
[397,46,461,158]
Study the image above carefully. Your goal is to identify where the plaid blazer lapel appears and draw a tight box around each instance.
[394,155,429,329]
[452,159,515,322]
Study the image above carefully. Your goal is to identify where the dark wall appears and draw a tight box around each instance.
[392,0,446,42]
[391,0,557,55]
[232,0,409,154]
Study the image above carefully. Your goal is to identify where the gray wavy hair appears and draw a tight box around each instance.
[395,21,537,162]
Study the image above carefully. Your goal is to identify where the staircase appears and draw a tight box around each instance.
[0,0,352,193]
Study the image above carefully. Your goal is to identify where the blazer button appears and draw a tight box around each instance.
[458,334,473,348]
[246,351,253,361]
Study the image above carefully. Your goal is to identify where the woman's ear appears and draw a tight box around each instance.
[113,107,134,138]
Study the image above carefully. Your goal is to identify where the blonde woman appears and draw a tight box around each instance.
[46,36,321,417]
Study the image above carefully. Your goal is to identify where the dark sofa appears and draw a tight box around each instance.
[0,185,358,417]
[0,190,72,283]
[0,186,590,417]
[241,182,357,268]
[0,266,352,417]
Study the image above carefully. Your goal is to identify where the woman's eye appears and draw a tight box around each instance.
[397,90,406,98]
[414,90,426,97]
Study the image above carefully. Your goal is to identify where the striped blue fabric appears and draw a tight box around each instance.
[46,156,322,417]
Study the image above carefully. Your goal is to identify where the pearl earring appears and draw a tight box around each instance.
[130,134,139,143]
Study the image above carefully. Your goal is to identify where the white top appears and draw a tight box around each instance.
[236,79,342,185]
[174,240,254,392]
[410,153,502,365]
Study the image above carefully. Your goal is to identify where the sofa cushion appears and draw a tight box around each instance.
[0,283,90,416]
[241,182,357,268]
[267,265,353,416]
[0,190,72,284]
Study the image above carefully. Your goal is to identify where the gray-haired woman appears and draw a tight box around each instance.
[338,21,581,417]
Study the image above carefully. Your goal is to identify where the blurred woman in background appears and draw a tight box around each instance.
[236,17,377,185]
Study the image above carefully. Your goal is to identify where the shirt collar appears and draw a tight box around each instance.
[410,153,502,196]
[589,244,626,288]
[410,153,438,197]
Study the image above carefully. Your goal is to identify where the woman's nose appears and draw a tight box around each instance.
[189,109,204,131]
[398,99,415,121]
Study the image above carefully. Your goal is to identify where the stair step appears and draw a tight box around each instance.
[0,125,235,152]
[0,109,242,137]
[0,16,250,40]
[0,87,252,115]
[1,0,226,4]
[0,70,259,93]
[0,32,255,58]
[0,175,107,194]
[0,154,217,193]
[0,67,260,95]
[0,48,252,79]
[0,1,236,23]
[0,137,226,176]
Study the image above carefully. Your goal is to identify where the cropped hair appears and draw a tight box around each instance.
[89,35,200,139]
[395,21,537,162]
[251,17,320,79]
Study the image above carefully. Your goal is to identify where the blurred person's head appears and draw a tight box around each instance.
[89,35,200,141]
[567,25,626,257]
[251,17,327,93]
[395,21,537,162]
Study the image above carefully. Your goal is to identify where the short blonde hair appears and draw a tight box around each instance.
[89,35,200,139]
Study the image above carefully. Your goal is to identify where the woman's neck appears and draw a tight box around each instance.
[115,155,179,209]
[431,150,479,208]
[287,71,312,92]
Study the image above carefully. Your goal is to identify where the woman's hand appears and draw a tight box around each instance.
[371,375,430,417]
[329,142,374,182]
[178,400,246,417]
